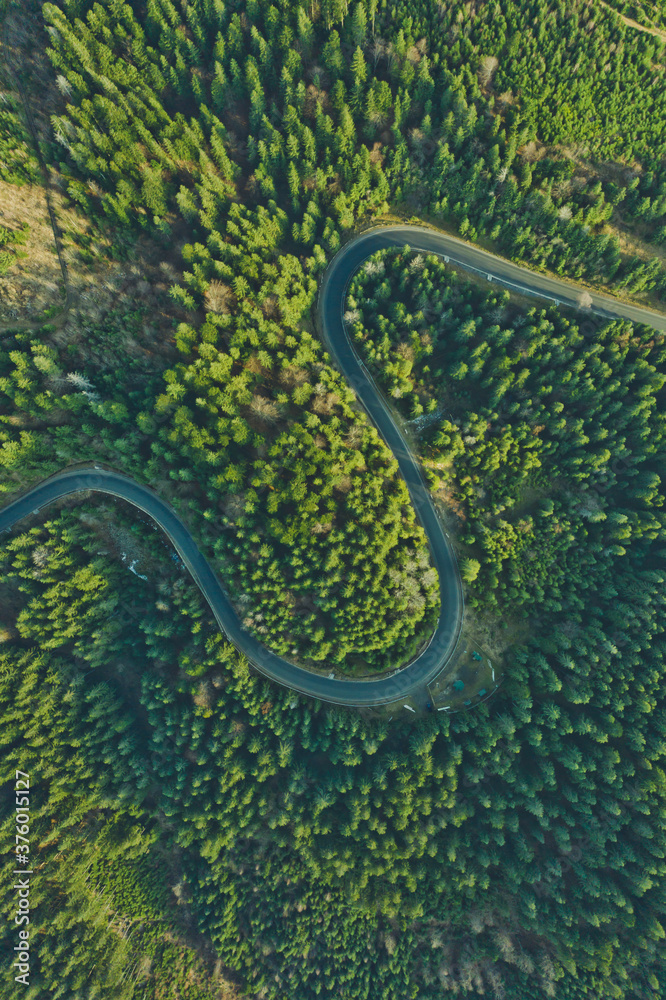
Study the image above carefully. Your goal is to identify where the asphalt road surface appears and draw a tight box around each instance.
[326,225,666,332]
[2,225,664,706]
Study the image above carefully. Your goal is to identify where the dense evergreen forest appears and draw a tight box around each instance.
[1,0,666,997]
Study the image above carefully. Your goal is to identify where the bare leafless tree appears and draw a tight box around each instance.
[478,54,499,87]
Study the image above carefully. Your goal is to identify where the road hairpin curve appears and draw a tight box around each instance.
[3,225,664,705]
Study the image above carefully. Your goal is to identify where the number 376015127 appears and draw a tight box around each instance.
[15,772,30,861]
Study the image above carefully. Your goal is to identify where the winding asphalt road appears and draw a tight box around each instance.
[332,225,666,331]
[1,225,664,706]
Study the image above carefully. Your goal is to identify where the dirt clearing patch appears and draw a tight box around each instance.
[0,177,63,321]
